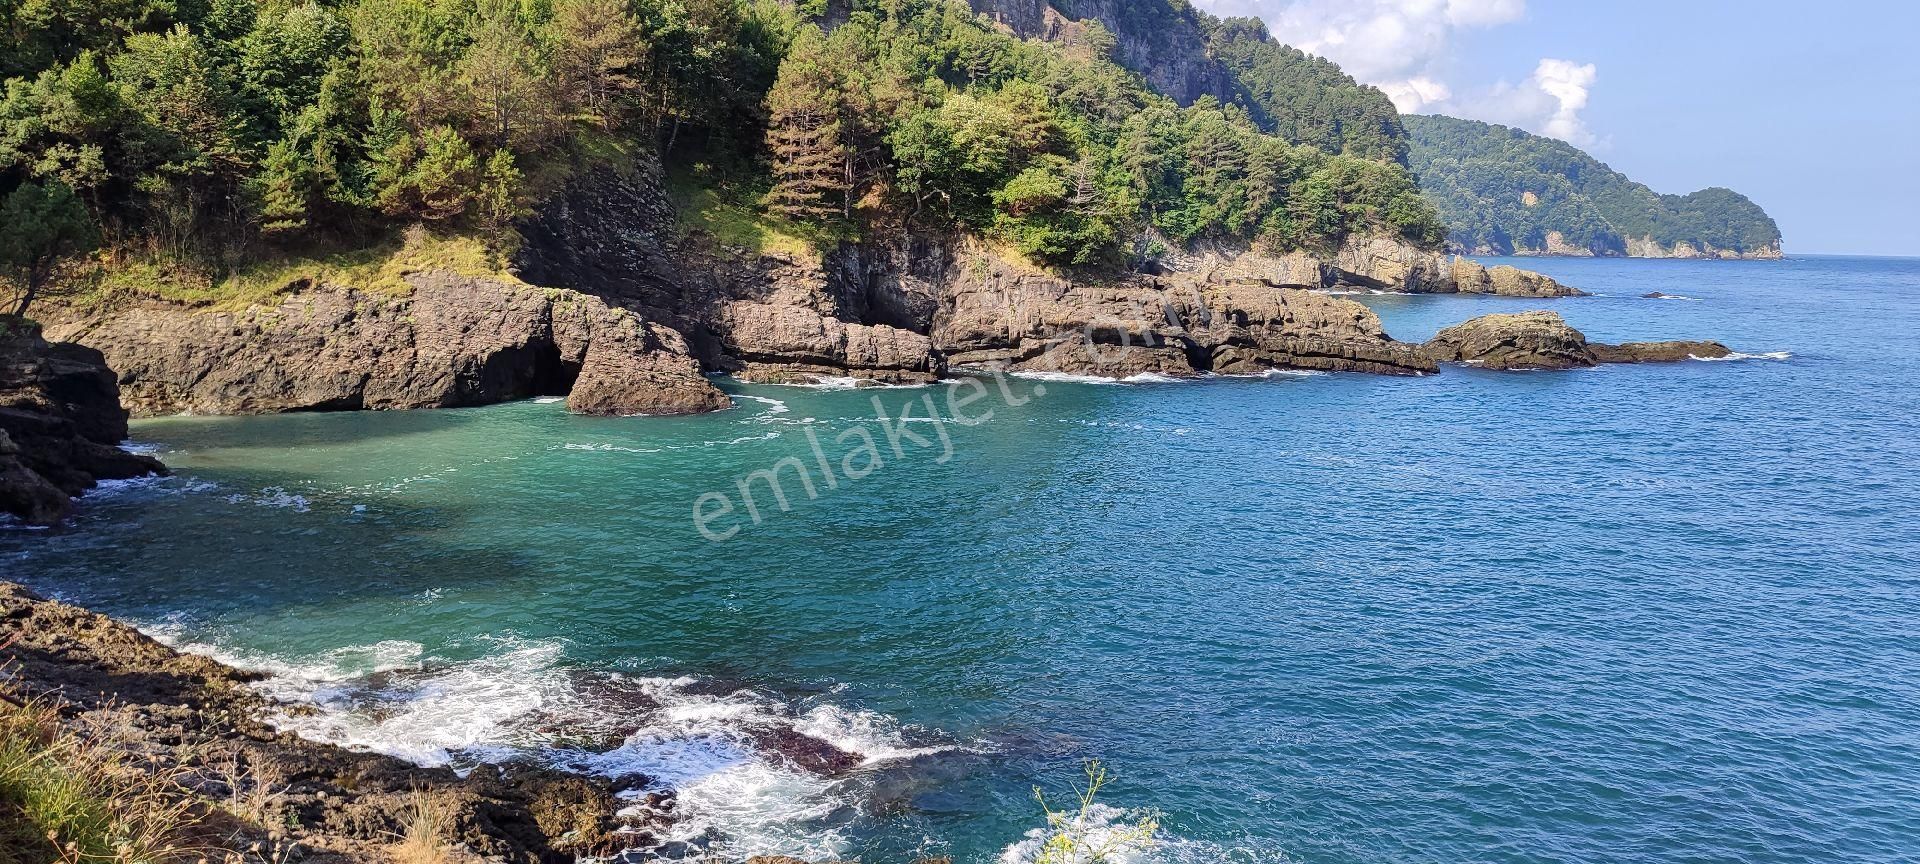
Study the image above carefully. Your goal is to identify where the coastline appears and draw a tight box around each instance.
[0,580,649,864]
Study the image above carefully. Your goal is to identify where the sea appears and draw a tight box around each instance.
[5,254,1917,863]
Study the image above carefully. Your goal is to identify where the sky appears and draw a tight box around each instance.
[1189,0,1920,256]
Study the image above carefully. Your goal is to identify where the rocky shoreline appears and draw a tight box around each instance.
[0,581,903,864]
[35,156,1600,421]
[0,580,639,863]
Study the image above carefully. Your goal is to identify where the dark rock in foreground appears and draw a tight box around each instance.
[1,317,166,524]
[0,581,641,863]
[1420,310,1731,370]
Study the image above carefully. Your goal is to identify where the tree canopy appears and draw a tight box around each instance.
[0,0,1449,281]
[1405,114,1782,256]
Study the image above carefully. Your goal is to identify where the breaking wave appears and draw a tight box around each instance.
[140,627,962,860]
[1695,350,1792,362]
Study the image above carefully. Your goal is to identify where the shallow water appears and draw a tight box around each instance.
[6,255,1919,863]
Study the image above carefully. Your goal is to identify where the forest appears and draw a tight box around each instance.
[0,0,1447,305]
[1405,114,1781,256]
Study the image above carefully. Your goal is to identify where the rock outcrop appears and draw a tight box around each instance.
[1449,258,1587,298]
[1,318,165,524]
[1158,236,1581,297]
[1420,310,1731,370]
[47,274,727,418]
[934,251,1436,377]
[0,581,640,863]
[43,153,1594,418]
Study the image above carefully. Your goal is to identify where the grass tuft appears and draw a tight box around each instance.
[0,693,203,864]
[390,791,456,864]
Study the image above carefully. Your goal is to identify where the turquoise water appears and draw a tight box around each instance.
[6,255,1919,863]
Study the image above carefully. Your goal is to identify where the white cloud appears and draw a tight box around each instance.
[1192,0,1601,146]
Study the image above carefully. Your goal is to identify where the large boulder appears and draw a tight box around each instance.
[1,318,166,524]
[1420,310,1598,369]
[1422,310,1732,370]
[1450,258,1586,297]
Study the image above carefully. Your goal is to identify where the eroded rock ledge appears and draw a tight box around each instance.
[39,157,1619,419]
[1420,310,1732,370]
[1,319,165,523]
[47,273,727,418]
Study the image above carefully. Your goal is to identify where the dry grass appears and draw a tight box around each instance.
[0,695,204,864]
[389,792,456,864]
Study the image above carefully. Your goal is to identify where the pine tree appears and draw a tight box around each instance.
[460,0,551,149]
[760,26,850,223]
[0,181,98,318]
[550,0,643,129]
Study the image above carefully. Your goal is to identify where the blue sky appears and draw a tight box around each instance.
[1192,0,1920,256]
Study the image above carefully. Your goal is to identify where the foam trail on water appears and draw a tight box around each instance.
[1696,350,1791,362]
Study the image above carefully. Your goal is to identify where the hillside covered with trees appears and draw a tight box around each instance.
[0,0,1449,307]
[1405,114,1782,258]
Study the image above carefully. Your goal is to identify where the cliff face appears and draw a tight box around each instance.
[967,0,1239,107]
[0,319,166,523]
[48,274,728,418]
[41,155,1585,419]
[1622,236,1785,260]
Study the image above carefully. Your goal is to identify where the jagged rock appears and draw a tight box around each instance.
[47,273,726,417]
[0,318,166,524]
[1422,310,1731,370]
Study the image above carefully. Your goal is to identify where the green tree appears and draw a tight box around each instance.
[0,181,99,317]
[760,25,851,222]
[461,0,553,149]
[549,0,644,128]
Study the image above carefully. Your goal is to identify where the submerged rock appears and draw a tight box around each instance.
[0,318,165,524]
[1421,310,1732,370]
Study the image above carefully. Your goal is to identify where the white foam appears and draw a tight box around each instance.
[224,486,310,512]
[735,395,791,414]
[1696,350,1791,362]
[144,627,952,859]
[999,802,1163,864]
[1646,294,1703,301]
[533,396,565,404]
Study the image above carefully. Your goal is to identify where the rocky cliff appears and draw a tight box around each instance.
[967,0,1238,107]
[1621,236,1785,260]
[41,154,1592,419]
[0,318,165,524]
[48,274,727,418]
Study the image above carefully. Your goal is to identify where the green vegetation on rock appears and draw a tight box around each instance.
[0,0,1449,298]
[1405,114,1782,257]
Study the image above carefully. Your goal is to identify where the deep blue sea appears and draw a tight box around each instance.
[5,255,1919,863]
